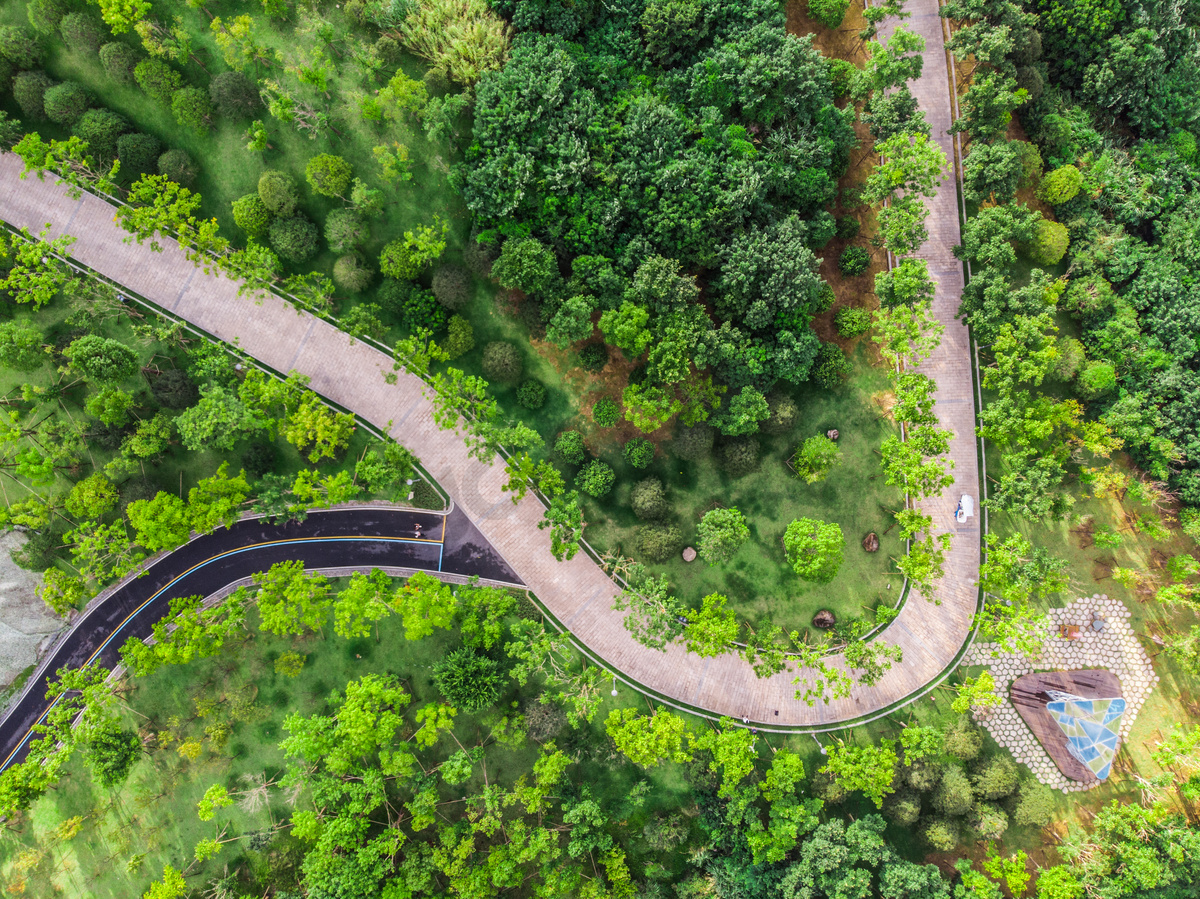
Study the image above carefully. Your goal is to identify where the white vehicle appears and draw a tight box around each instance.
[955,494,974,523]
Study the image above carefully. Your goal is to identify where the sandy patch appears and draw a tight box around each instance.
[0,531,63,688]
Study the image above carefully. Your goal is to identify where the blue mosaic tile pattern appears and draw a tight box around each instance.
[1046,690,1125,780]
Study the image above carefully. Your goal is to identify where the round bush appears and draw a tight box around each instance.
[807,0,850,28]
[575,460,616,497]
[171,85,213,132]
[921,819,960,852]
[231,194,272,239]
[631,478,668,521]
[554,430,586,465]
[636,524,683,563]
[12,70,53,120]
[150,150,194,187]
[481,341,523,385]
[445,315,475,359]
[812,342,852,389]
[305,153,353,198]
[580,343,608,372]
[42,81,91,126]
[623,437,654,469]
[933,765,973,816]
[838,246,870,276]
[764,395,798,434]
[813,282,836,314]
[257,170,299,217]
[116,132,161,176]
[835,216,860,240]
[1077,361,1116,398]
[834,306,872,338]
[884,791,922,827]
[268,215,320,264]
[99,42,140,84]
[944,719,982,760]
[241,441,278,478]
[431,263,471,311]
[208,70,261,119]
[1027,219,1069,266]
[1039,164,1082,205]
[434,647,503,713]
[718,438,760,476]
[378,281,447,333]
[464,237,499,277]
[1052,336,1085,381]
[58,12,103,53]
[0,25,43,69]
[516,379,547,410]
[324,208,368,254]
[333,254,375,294]
[27,0,69,35]
[673,422,715,460]
[133,58,182,105]
[73,108,129,161]
[1013,783,1055,827]
[593,397,619,428]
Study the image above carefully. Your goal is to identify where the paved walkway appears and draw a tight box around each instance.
[0,0,976,727]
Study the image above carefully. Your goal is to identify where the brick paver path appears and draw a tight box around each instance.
[0,0,976,726]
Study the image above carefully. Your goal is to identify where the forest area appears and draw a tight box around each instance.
[1,0,1200,896]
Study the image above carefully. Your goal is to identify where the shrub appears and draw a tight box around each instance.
[27,0,68,35]
[580,343,608,372]
[904,758,943,792]
[1015,140,1043,189]
[1181,509,1200,541]
[116,133,161,176]
[268,215,320,263]
[972,756,1019,800]
[379,222,448,280]
[444,315,475,359]
[697,507,749,564]
[73,108,129,160]
[58,12,103,53]
[631,478,668,521]
[792,434,842,484]
[575,460,615,497]
[431,263,471,310]
[921,818,960,852]
[808,0,850,28]
[0,25,43,69]
[481,341,523,385]
[1027,219,1069,266]
[12,70,53,120]
[834,306,871,338]
[232,194,272,239]
[134,58,182,105]
[171,86,213,133]
[932,764,973,816]
[812,342,852,389]
[673,422,713,460]
[242,441,278,478]
[593,397,619,427]
[718,438,759,476]
[325,209,368,254]
[973,803,1009,840]
[838,246,870,276]
[764,394,799,434]
[64,335,138,382]
[1052,336,1086,381]
[554,430,586,465]
[378,281,448,333]
[257,170,299,216]
[943,718,982,760]
[884,791,922,827]
[434,647,503,712]
[43,81,91,126]
[1077,361,1116,398]
[464,237,499,276]
[1039,164,1082,205]
[1013,782,1054,827]
[524,699,566,741]
[150,368,198,409]
[782,517,844,582]
[623,437,654,469]
[306,153,353,197]
[158,149,197,185]
[332,255,374,293]
[813,282,836,314]
[637,524,683,562]
[99,42,140,84]
[208,70,260,119]
[516,379,547,410]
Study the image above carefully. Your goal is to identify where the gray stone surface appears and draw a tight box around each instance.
[0,532,63,688]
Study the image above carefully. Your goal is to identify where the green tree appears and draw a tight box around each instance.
[333,568,392,639]
[187,463,249,533]
[821,739,898,808]
[715,386,769,437]
[0,320,47,372]
[64,335,138,383]
[127,492,191,552]
[783,518,845,582]
[684,592,739,656]
[175,385,263,452]
[605,708,693,767]
[434,647,503,712]
[792,434,842,483]
[599,302,652,356]
[380,219,448,279]
[305,153,352,197]
[546,295,596,347]
[393,570,457,640]
[170,86,213,132]
[697,507,750,564]
[491,236,560,298]
[253,560,332,638]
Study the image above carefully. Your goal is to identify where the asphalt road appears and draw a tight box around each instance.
[0,505,521,772]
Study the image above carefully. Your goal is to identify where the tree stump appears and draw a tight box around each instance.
[862,532,880,553]
[826,429,839,440]
[682,547,697,562]
[813,610,836,629]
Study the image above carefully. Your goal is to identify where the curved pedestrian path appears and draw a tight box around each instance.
[0,506,521,771]
[0,0,976,730]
